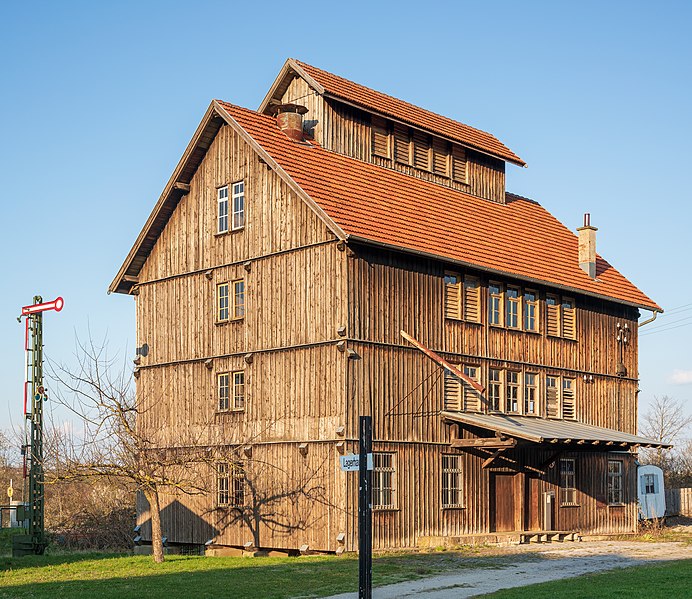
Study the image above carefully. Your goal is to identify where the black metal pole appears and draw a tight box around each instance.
[358,415,372,599]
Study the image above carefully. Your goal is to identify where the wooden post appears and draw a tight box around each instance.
[358,416,372,599]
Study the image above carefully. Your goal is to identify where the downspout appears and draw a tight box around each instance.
[638,310,660,328]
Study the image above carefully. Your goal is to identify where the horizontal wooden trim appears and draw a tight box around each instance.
[345,338,640,382]
[451,438,517,449]
[134,239,337,289]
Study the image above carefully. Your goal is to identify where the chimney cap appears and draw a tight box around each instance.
[268,103,308,116]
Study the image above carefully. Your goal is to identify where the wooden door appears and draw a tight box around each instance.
[491,473,517,532]
[525,475,540,531]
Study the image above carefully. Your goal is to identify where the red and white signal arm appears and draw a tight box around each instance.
[21,297,64,315]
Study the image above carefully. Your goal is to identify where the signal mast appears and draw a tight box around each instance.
[12,296,63,557]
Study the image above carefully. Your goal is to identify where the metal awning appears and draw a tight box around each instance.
[442,411,671,449]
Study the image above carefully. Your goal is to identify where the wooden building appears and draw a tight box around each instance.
[110,59,667,552]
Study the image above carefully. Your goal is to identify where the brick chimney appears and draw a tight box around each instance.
[271,103,308,142]
[577,213,598,279]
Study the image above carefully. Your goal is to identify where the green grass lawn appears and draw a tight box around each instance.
[0,550,499,599]
[478,559,692,599]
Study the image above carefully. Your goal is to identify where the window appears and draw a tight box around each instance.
[524,290,538,332]
[217,186,229,233]
[546,376,559,418]
[489,368,502,411]
[431,138,449,176]
[463,276,481,322]
[217,462,229,506]
[560,458,577,505]
[217,283,230,322]
[642,473,657,495]
[231,181,245,230]
[373,453,396,509]
[506,371,519,413]
[233,279,245,319]
[546,295,560,337]
[232,371,245,410]
[230,462,245,507]
[506,287,520,329]
[561,298,576,339]
[524,373,538,415]
[562,378,576,419]
[444,369,461,411]
[607,460,623,505]
[412,130,431,171]
[462,366,481,411]
[371,116,390,158]
[218,373,230,411]
[488,283,503,326]
[442,454,463,508]
[444,273,461,319]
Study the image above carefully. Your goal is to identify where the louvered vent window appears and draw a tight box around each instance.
[451,145,467,182]
[546,376,559,418]
[546,295,560,337]
[393,124,411,164]
[432,138,449,176]
[444,369,462,411]
[371,116,390,158]
[562,298,576,339]
[444,273,462,319]
[463,277,481,322]
[462,366,481,411]
[412,130,431,171]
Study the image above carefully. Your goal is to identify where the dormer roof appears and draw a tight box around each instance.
[259,59,526,167]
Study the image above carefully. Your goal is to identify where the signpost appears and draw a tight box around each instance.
[12,296,63,557]
[358,416,373,599]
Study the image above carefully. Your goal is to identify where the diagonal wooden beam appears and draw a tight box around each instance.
[482,448,508,468]
[401,330,485,393]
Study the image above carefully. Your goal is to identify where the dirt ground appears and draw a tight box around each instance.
[324,520,692,599]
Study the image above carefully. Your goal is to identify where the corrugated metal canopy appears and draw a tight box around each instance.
[442,412,671,448]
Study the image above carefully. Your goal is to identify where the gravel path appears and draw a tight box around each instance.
[323,540,691,599]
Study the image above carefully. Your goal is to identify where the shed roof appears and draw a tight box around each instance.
[442,411,671,448]
[261,59,526,166]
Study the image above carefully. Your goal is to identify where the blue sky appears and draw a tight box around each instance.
[1,0,690,436]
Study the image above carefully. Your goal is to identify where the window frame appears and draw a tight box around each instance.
[505,286,521,329]
[524,289,539,332]
[560,458,578,506]
[488,282,503,327]
[524,372,539,415]
[488,368,503,412]
[607,459,624,506]
[232,370,245,411]
[506,371,520,413]
[217,185,229,234]
[441,454,464,509]
[462,276,481,323]
[372,452,397,510]
[444,272,462,320]
[217,372,230,412]
[231,180,245,231]
[217,462,230,507]
[562,377,576,420]
[232,279,245,319]
[216,282,230,322]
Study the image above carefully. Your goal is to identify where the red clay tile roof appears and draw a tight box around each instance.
[218,101,659,312]
[292,59,526,167]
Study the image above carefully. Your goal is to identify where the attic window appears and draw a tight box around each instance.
[371,116,390,158]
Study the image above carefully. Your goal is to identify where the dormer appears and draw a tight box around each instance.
[260,59,525,204]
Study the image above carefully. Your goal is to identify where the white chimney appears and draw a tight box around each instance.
[577,213,598,279]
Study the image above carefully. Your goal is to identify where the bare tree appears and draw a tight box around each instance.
[47,338,209,563]
[639,395,692,478]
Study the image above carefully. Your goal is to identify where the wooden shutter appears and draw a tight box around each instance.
[445,274,461,319]
[462,366,480,411]
[451,145,467,182]
[561,299,576,339]
[546,295,560,337]
[412,130,430,170]
[546,377,559,418]
[562,379,575,419]
[394,124,410,164]
[371,116,390,158]
[462,276,480,322]
[444,370,462,411]
[432,138,449,176]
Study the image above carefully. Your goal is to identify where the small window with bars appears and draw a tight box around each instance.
[560,458,577,505]
[442,454,464,508]
[607,460,624,505]
[373,453,396,509]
